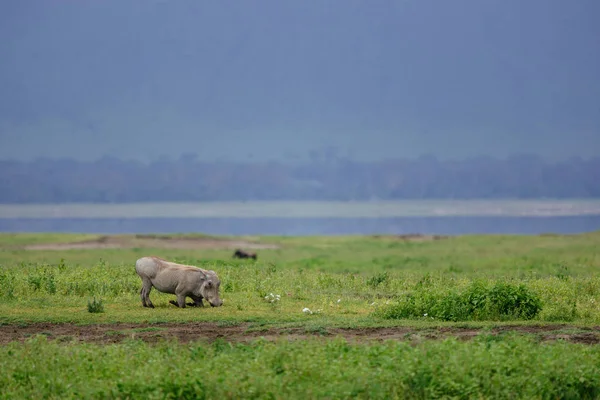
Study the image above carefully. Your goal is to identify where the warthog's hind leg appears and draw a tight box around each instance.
[140,278,155,308]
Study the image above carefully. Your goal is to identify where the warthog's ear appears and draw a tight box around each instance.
[195,270,207,280]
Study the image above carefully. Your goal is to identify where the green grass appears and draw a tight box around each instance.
[1,232,599,326]
[1,334,600,399]
[1,255,600,326]
[0,233,101,247]
[2,231,599,275]
[1,231,600,398]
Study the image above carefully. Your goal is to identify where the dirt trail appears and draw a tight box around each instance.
[20,233,448,251]
[372,234,448,242]
[1,322,598,345]
[23,235,280,251]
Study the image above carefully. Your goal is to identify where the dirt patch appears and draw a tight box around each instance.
[371,234,448,242]
[23,235,280,251]
[1,322,598,346]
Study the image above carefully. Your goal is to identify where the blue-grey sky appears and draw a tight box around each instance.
[1,0,599,162]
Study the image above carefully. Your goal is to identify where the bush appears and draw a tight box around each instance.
[484,282,542,319]
[375,281,542,321]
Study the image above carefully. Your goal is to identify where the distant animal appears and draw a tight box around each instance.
[135,256,223,308]
[233,249,257,260]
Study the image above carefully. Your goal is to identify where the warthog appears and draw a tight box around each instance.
[233,249,257,260]
[135,256,223,308]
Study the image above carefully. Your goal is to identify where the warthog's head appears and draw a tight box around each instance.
[201,271,223,307]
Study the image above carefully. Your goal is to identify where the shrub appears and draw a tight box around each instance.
[484,282,542,319]
[374,281,542,321]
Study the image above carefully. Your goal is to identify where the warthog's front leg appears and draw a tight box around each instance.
[169,292,188,308]
[187,295,204,307]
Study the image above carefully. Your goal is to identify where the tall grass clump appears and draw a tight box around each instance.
[374,281,542,321]
[367,271,390,288]
[87,297,104,313]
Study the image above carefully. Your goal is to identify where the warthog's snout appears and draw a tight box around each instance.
[209,299,223,307]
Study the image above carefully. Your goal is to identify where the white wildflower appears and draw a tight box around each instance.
[337,299,341,303]
[264,293,281,304]
[424,313,428,317]
[302,307,312,314]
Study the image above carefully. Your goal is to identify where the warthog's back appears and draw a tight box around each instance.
[135,256,170,279]
[135,256,210,279]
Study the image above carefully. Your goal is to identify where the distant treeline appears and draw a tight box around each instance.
[1,154,599,203]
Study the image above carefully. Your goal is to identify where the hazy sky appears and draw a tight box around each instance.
[1,0,599,162]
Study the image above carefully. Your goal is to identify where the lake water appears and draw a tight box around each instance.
[1,216,600,236]
[1,201,599,235]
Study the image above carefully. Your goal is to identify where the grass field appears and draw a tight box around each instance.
[1,231,600,398]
